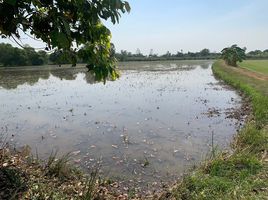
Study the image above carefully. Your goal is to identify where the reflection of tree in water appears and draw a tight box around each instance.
[50,68,97,84]
[0,62,209,89]
[83,72,97,84]
[0,67,99,89]
[179,65,196,71]
[0,69,50,89]
[49,68,80,81]
[199,63,210,69]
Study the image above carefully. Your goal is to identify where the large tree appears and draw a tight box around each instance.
[221,45,246,67]
[0,0,130,81]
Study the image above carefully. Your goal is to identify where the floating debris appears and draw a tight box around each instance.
[203,107,221,117]
[72,150,81,156]
[74,159,81,164]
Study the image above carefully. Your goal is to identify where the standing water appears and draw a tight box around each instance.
[0,60,243,189]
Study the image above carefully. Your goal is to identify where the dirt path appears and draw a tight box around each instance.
[231,67,268,81]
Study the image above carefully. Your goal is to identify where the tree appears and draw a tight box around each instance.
[38,50,49,65]
[221,45,246,67]
[175,51,183,57]
[135,48,144,57]
[24,45,44,65]
[0,43,28,66]
[0,0,130,82]
[248,50,262,56]
[162,51,171,58]
[187,51,197,58]
[149,49,154,57]
[0,43,50,66]
[200,48,210,57]
[118,50,129,61]
[49,49,76,66]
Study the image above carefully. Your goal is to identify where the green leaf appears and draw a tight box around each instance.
[0,0,130,82]
[61,18,71,36]
[51,31,70,49]
[4,0,16,6]
[124,2,131,12]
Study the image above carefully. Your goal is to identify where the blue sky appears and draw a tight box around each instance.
[1,0,268,54]
[106,0,268,54]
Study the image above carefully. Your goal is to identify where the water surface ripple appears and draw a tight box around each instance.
[0,60,242,188]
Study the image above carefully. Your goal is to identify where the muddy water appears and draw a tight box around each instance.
[0,61,243,188]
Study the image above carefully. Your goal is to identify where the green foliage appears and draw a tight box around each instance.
[0,43,47,66]
[246,49,268,59]
[78,33,120,82]
[45,151,72,180]
[171,60,268,199]
[221,44,246,66]
[175,172,234,200]
[205,154,262,180]
[81,169,99,200]
[0,0,130,81]
[200,48,210,57]
[48,49,77,66]
[235,123,268,153]
[115,49,220,62]
[213,60,268,127]
[0,167,27,199]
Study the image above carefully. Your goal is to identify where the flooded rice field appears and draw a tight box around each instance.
[0,60,245,190]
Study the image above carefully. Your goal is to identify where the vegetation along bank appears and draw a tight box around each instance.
[160,60,268,199]
[1,59,268,199]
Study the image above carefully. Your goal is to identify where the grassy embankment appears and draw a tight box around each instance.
[1,59,267,199]
[167,60,268,200]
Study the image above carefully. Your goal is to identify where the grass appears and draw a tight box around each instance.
[45,151,74,180]
[1,59,268,199]
[0,167,27,199]
[0,147,96,199]
[240,60,268,75]
[0,147,131,199]
[168,60,268,200]
[212,61,268,127]
[81,169,99,200]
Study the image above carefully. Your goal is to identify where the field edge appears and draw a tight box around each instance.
[165,60,268,200]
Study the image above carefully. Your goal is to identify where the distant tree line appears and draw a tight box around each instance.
[246,49,268,59]
[115,48,221,61]
[1,42,268,67]
[0,43,81,67]
[0,43,48,66]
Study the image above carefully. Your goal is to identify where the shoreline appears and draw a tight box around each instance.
[1,60,267,199]
[164,60,268,199]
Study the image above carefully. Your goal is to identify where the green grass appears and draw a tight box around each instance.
[213,61,268,127]
[240,60,268,75]
[214,61,268,97]
[169,60,268,200]
[1,60,268,200]
[0,149,103,199]
[0,167,27,199]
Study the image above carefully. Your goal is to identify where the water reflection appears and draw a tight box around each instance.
[0,60,211,89]
[0,60,240,190]
[0,70,50,89]
[0,67,89,89]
